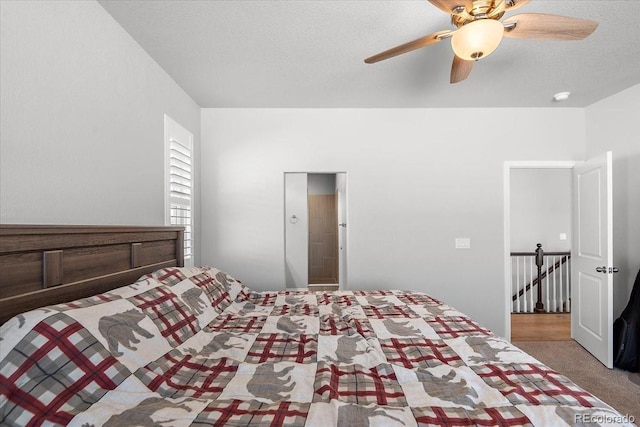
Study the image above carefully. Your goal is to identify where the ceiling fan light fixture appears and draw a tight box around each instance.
[451,19,504,60]
[553,91,571,102]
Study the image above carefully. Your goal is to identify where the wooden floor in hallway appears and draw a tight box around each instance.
[511,312,571,341]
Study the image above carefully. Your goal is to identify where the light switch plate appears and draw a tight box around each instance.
[559,233,567,240]
[455,238,471,249]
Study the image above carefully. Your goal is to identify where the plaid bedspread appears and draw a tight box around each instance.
[0,266,633,426]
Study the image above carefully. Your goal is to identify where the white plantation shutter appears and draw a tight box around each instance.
[165,115,194,266]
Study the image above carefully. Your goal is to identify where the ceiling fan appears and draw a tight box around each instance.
[364,0,598,83]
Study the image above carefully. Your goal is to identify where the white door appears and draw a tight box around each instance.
[284,173,308,289]
[572,151,614,368]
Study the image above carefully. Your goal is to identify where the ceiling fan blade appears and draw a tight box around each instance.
[428,0,473,14]
[503,13,598,40]
[450,55,474,83]
[364,30,452,64]
[504,0,531,11]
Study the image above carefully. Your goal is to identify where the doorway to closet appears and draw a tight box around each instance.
[284,172,347,290]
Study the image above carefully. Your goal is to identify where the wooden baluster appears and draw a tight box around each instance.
[529,255,534,312]
[516,256,521,313]
[558,257,563,312]
[545,256,550,311]
[552,255,557,312]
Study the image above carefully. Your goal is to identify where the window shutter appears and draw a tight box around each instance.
[165,116,194,265]
[169,138,192,260]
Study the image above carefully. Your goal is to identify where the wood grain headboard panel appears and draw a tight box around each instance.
[0,225,184,325]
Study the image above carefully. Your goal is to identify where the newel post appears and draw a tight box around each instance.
[534,243,545,312]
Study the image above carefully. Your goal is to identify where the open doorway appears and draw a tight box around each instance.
[308,174,338,285]
[503,161,575,341]
[506,154,615,368]
[509,166,573,341]
[284,172,347,290]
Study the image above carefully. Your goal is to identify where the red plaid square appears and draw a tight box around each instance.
[249,292,279,306]
[428,316,491,338]
[206,281,233,313]
[347,318,377,338]
[235,289,279,306]
[319,315,376,338]
[130,285,199,347]
[235,287,252,302]
[362,305,418,319]
[379,338,464,369]
[188,272,215,295]
[316,294,357,306]
[0,313,130,426]
[212,292,232,313]
[144,267,187,286]
[412,406,531,426]
[178,272,230,314]
[396,293,443,306]
[473,363,599,407]
[319,314,350,336]
[205,314,267,334]
[245,334,317,363]
[135,351,238,399]
[272,304,319,316]
[313,362,406,406]
[195,400,310,426]
[354,290,395,296]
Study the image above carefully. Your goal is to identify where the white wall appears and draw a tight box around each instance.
[201,108,585,337]
[510,169,572,252]
[0,1,201,262]
[585,84,640,317]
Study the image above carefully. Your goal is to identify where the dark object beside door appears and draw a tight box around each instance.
[613,267,640,372]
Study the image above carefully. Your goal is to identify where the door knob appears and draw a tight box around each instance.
[595,266,619,274]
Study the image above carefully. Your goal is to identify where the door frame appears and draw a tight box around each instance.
[502,161,576,341]
[284,171,349,289]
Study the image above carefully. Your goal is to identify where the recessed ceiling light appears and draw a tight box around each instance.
[553,92,571,102]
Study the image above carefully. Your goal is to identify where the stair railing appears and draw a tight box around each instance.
[511,243,571,313]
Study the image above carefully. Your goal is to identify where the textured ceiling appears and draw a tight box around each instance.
[98,0,640,108]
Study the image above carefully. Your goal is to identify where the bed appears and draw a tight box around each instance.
[0,226,634,426]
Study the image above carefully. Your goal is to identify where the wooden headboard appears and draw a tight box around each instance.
[0,225,184,325]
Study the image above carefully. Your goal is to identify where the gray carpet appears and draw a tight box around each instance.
[513,340,640,421]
